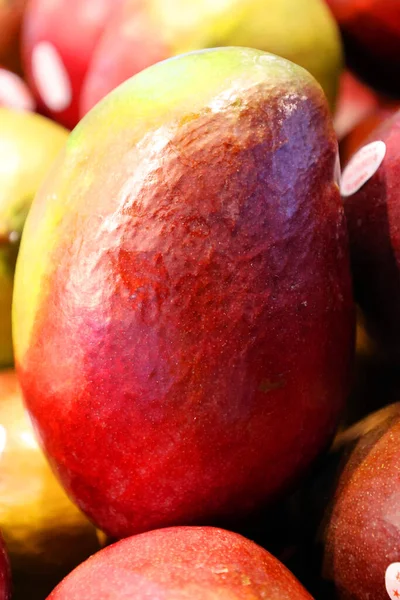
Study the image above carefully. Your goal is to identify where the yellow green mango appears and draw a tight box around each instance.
[0,108,67,366]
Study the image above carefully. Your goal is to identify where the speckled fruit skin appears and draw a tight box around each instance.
[343,110,400,358]
[13,47,355,539]
[22,0,120,128]
[0,534,10,600]
[323,404,400,600]
[80,0,342,117]
[47,526,314,600]
[326,0,400,97]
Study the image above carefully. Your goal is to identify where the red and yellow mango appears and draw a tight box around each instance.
[14,47,354,539]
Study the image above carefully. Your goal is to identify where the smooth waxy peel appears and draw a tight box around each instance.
[343,111,400,358]
[14,47,354,539]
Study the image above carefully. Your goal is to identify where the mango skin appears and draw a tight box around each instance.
[47,526,313,600]
[0,108,67,366]
[343,110,400,359]
[323,403,400,600]
[81,0,342,116]
[13,47,355,539]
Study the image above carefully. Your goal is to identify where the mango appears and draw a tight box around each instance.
[14,47,354,539]
[0,108,67,366]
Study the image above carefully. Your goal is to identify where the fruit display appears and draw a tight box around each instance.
[323,404,400,600]
[326,0,400,97]
[21,0,342,128]
[0,108,67,367]
[13,46,354,540]
[0,370,102,599]
[0,67,35,110]
[47,526,313,600]
[2,0,400,597]
[342,111,400,358]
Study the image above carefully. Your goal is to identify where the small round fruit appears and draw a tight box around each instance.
[47,526,314,600]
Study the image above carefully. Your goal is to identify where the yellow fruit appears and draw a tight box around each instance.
[0,108,67,366]
[161,0,344,109]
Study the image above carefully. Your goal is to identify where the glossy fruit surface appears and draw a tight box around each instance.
[81,0,342,115]
[14,47,354,539]
[0,108,67,366]
[0,370,102,599]
[323,403,400,600]
[22,0,120,127]
[48,526,314,599]
[343,110,400,358]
